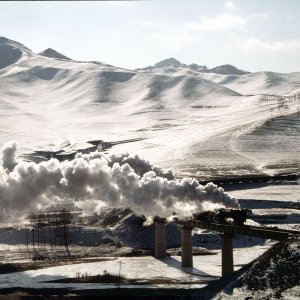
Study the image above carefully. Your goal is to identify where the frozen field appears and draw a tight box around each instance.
[0,246,271,290]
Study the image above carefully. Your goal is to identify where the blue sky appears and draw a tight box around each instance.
[1,0,300,72]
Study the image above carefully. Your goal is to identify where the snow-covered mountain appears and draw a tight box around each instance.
[0,37,32,69]
[39,48,71,60]
[136,57,249,75]
[0,37,299,180]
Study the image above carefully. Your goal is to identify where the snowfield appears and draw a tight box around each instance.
[0,36,299,298]
[0,247,271,290]
[0,37,299,180]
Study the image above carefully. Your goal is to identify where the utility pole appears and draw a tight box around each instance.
[118,261,123,288]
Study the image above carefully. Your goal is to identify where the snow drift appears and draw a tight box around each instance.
[0,141,239,220]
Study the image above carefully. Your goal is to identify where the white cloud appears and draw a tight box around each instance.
[140,13,246,51]
[240,37,300,53]
[247,12,271,21]
[225,1,238,11]
[167,33,201,50]
[183,14,245,32]
[148,31,201,51]
[108,1,132,7]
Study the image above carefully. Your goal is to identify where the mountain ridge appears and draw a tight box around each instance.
[0,36,33,69]
[0,37,249,75]
[39,48,71,60]
[136,57,250,75]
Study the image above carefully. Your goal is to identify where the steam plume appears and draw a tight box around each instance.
[0,141,240,220]
[1,141,18,172]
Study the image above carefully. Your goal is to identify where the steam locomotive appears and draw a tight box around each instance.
[194,208,252,226]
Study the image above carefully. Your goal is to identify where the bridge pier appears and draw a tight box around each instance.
[221,233,234,277]
[181,226,193,267]
[154,218,166,258]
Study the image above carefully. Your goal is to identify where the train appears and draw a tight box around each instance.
[194,208,253,226]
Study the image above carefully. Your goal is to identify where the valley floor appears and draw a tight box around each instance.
[0,246,272,291]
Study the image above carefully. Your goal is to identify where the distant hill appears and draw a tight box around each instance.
[0,37,32,69]
[39,48,71,60]
[136,57,250,75]
[210,64,249,75]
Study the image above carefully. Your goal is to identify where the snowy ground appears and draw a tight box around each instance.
[0,246,271,290]
[0,37,299,296]
[227,180,300,230]
[228,181,300,202]
[0,37,299,180]
[1,180,298,293]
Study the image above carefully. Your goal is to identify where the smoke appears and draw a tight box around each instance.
[106,153,175,180]
[1,141,18,171]
[0,141,240,220]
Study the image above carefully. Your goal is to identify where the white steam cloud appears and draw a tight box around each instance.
[1,141,18,172]
[0,141,240,220]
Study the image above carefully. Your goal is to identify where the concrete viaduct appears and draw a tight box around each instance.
[154,218,299,277]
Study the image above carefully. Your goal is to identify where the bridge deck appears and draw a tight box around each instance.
[180,220,300,241]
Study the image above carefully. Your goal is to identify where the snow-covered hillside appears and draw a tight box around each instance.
[194,236,300,300]
[0,37,299,180]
